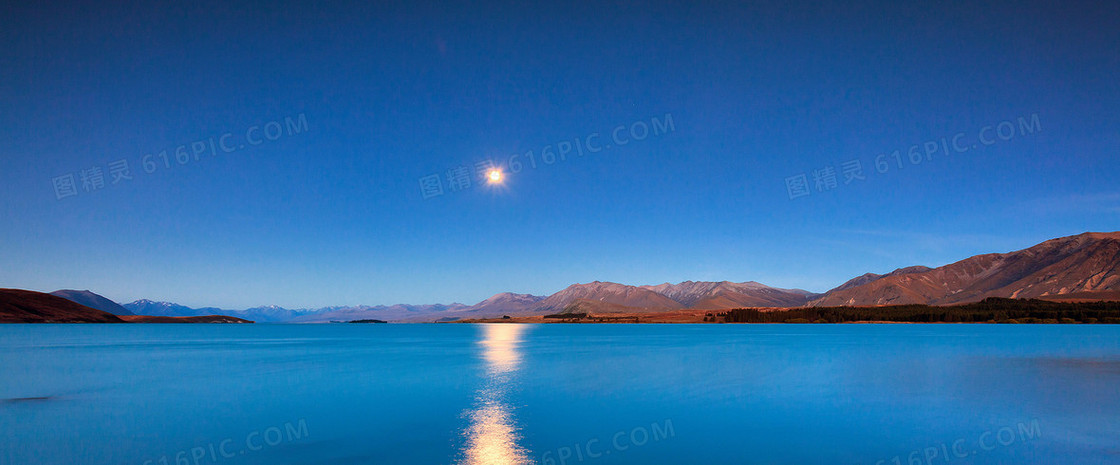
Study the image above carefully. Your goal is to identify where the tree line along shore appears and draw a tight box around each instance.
[712,298,1120,324]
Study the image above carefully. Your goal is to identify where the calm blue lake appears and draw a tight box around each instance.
[2,324,1118,465]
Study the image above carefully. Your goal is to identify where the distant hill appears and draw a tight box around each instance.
[499,280,815,318]
[1,289,125,323]
[123,300,312,322]
[640,281,817,309]
[235,305,312,322]
[123,299,223,317]
[811,232,1120,306]
[830,266,932,293]
[396,282,818,322]
[50,290,133,315]
[465,292,546,316]
[119,315,253,323]
[555,298,650,315]
[290,303,469,323]
[530,281,684,314]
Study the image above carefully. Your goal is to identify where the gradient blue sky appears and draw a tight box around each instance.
[2,0,1118,309]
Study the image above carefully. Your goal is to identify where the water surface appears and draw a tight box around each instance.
[2,324,1118,464]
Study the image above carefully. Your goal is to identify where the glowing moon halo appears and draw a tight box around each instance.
[487,169,503,184]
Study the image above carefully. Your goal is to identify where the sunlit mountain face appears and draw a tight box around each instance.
[458,324,532,465]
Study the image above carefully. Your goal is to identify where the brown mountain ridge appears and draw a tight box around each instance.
[811,232,1120,306]
[0,289,126,323]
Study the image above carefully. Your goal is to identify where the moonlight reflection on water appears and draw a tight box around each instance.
[458,324,532,465]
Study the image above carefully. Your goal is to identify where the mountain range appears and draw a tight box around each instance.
[9,231,1120,323]
[0,289,254,324]
[123,300,309,322]
[49,290,133,315]
[809,232,1120,306]
[109,280,818,323]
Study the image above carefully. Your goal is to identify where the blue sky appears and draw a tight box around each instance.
[1,0,1118,309]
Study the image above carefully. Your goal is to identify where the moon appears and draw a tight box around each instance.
[487,169,503,184]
